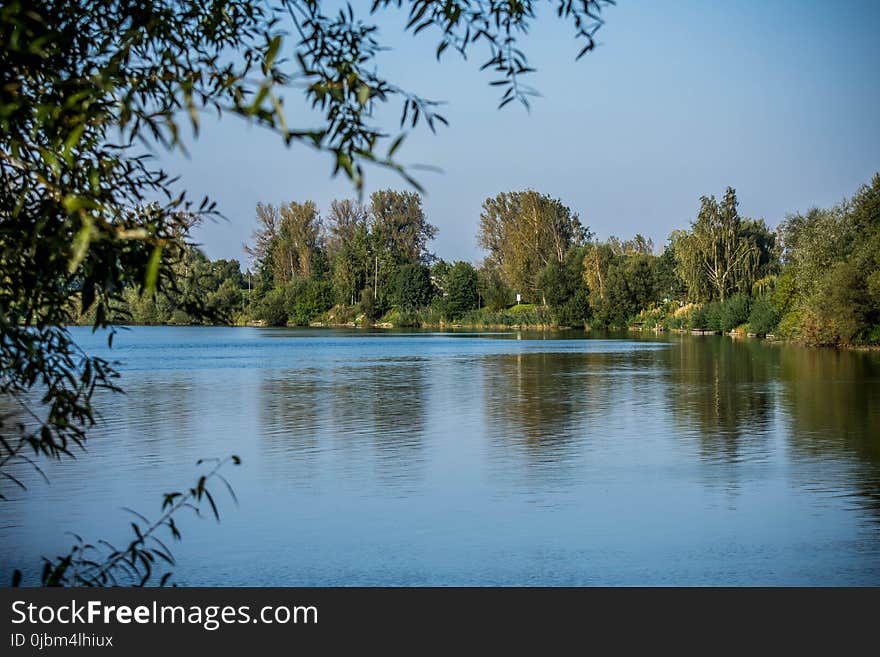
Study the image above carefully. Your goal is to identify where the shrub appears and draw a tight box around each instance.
[359,287,380,321]
[254,287,291,326]
[748,297,779,335]
[690,305,709,330]
[718,294,751,332]
[477,268,512,311]
[290,279,334,325]
[555,288,591,327]
[703,301,723,331]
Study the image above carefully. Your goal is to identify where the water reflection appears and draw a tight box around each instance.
[664,337,778,466]
[776,347,880,523]
[101,374,198,462]
[363,359,428,489]
[482,352,583,487]
[257,359,429,491]
[259,369,324,485]
[480,347,671,491]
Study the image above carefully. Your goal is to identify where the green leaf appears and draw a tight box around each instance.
[265,34,282,70]
[388,133,405,158]
[63,124,86,157]
[144,245,163,293]
[249,85,269,114]
[62,194,97,214]
[357,84,371,106]
[68,217,93,273]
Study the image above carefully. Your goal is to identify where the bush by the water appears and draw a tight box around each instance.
[690,295,752,332]
[254,279,333,326]
[748,297,779,335]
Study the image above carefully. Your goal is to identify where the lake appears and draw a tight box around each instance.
[2,326,879,585]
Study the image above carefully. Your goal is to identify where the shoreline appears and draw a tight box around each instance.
[87,320,880,351]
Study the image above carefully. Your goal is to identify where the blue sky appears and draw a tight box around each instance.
[166,1,880,265]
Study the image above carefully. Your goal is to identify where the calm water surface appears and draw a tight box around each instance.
[2,327,879,585]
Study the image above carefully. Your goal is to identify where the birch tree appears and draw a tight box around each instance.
[675,187,760,302]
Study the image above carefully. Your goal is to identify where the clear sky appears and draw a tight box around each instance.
[165,0,880,265]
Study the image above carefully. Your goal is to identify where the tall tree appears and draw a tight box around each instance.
[582,241,614,299]
[654,238,687,302]
[275,201,323,282]
[394,263,434,311]
[326,199,371,306]
[245,201,323,286]
[245,203,281,287]
[777,173,880,345]
[674,188,762,302]
[444,261,480,319]
[591,254,656,327]
[368,190,437,311]
[478,190,588,299]
[369,190,437,265]
[778,206,851,298]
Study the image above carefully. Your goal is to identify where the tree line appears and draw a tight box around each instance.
[97,173,880,347]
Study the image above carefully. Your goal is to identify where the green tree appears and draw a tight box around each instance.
[430,259,452,296]
[748,297,779,335]
[394,263,434,312]
[536,260,569,307]
[591,254,657,327]
[275,201,323,283]
[290,279,334,325]
[247,201,323,286]
[778,206,851,300]
[326,199,371,306]
[477,265,513,312]
[535,246,589,325]
[479,190,589,299]
[775,174,880,345]
[444,261,479,319]
[245,203,281,285]
[674,188,764,302]
[654,239,686,302]
[582,241,614,300]
[799,261,870,346]
[609,233,654,256]
[254,285,293,326]
[370,190,437,265]
[718,294,751,332]
[368,190,438,312]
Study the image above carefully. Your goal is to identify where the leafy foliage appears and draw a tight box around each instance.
[290,278,334,325]
[326,199,371,306]
[479,190,589,299]
[477,266,513,312]
[589,253,656,327]
[536,247,590,326]
[394,263,434,312]
[442,261,479,320]
[774,174,880,345]
[748,297,778,335]
[674,188,766,302]
[253,285,293,326]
